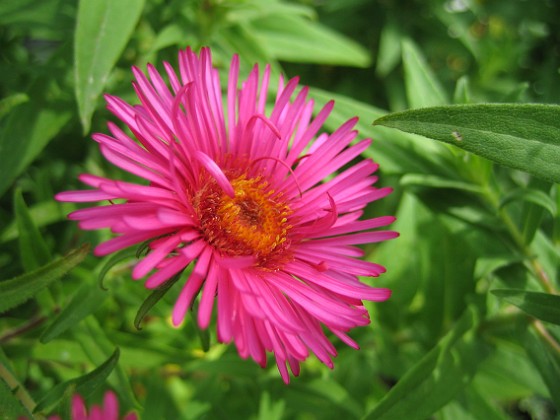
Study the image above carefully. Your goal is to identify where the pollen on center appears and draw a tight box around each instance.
[194,174,292,263]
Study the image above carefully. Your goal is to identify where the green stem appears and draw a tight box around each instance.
[0,362,45,419]
[533,319,560,355]
[481,182,557,294]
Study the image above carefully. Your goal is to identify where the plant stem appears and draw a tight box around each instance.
[0,362,45,419]
[0,315,47,344]
[481,182,557,294]
[533,319,560,354]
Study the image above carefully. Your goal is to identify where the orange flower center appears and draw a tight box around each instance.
[194,174,292,264]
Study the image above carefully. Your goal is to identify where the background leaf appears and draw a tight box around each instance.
[364,307,490,420]
[491,289,560,325]
[0,103,71,198]
[74,0,145,133]
[0,244,89,313]
[14,188,51,271]
[33,348,120,414]
[374,104,560,183]
[250,13,370,67]
[40,282,109,343]
[401,39,448,107]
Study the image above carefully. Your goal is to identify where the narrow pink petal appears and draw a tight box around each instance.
[144,254,189,289]
[194,150,234,197]
[311,230,399,246]
[197,257,220,328]
[89,406,103,420]
[94,229,171,256]
[172,247,212,326]
[72,395,88,420]
[102,391,119,420]
[132,234,183,279]
[55,190,117,202]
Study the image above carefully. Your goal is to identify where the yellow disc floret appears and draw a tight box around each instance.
[194,173,292,266]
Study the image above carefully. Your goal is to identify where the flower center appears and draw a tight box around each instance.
[194,174,292,265]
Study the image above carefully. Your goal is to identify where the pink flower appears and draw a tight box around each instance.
[33,391,136,420]
[56,47,397,382]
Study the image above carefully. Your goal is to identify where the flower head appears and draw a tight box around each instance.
[56,47,398,382]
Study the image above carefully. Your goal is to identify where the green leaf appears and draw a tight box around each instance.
[363,307,490,420]
[76,318,139,409]
[402,39,448,108]
[499,188,556,218]
[376,23,401,77]
[40,282,109,343]
[0,93,28,118]
[134,272,182,330]
[97,247,138,290]
[0,351,33,418]
[33,348,120,414]
[491,289,560,325]
[400,173,484,194]
[525,328,560,410]
[373,104,560,183]
[0,201,69,243]
[74,0,145,133]
[250,14,370,67]
[0,244,89,313]
[0,102,71,198]
[257,391,286,420]
[14,188,51,272]
[308,88,455,177]
[453,76,471,104]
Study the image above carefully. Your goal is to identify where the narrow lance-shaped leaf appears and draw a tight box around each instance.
[363,306,491,420]
[491,289,560,325]
[374,104,560,183]
[14,188,51,271]
[0,244,90,314]
[74,0,145,133]
[33,348,120,415]
[134,272,182,330]
[525,328,560,410]
[40,282,109,343]
[77,318,139,409]
[0,348,34,418]
[401,39,448,108]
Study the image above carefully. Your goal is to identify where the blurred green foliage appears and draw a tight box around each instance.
[1,0,560,419]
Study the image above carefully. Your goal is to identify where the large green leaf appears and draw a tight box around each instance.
[0,103,71,198]
[491,289,560,325]
[74,0,145,133]
[0,244,89,314]
[250,14,370,67]
[373,104,560,183]
[363,307,490,420]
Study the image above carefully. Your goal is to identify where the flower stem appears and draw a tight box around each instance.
[533,319,560,354]
[0,362,45,419]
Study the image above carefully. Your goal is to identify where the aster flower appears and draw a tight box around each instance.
[56,47,397,383]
